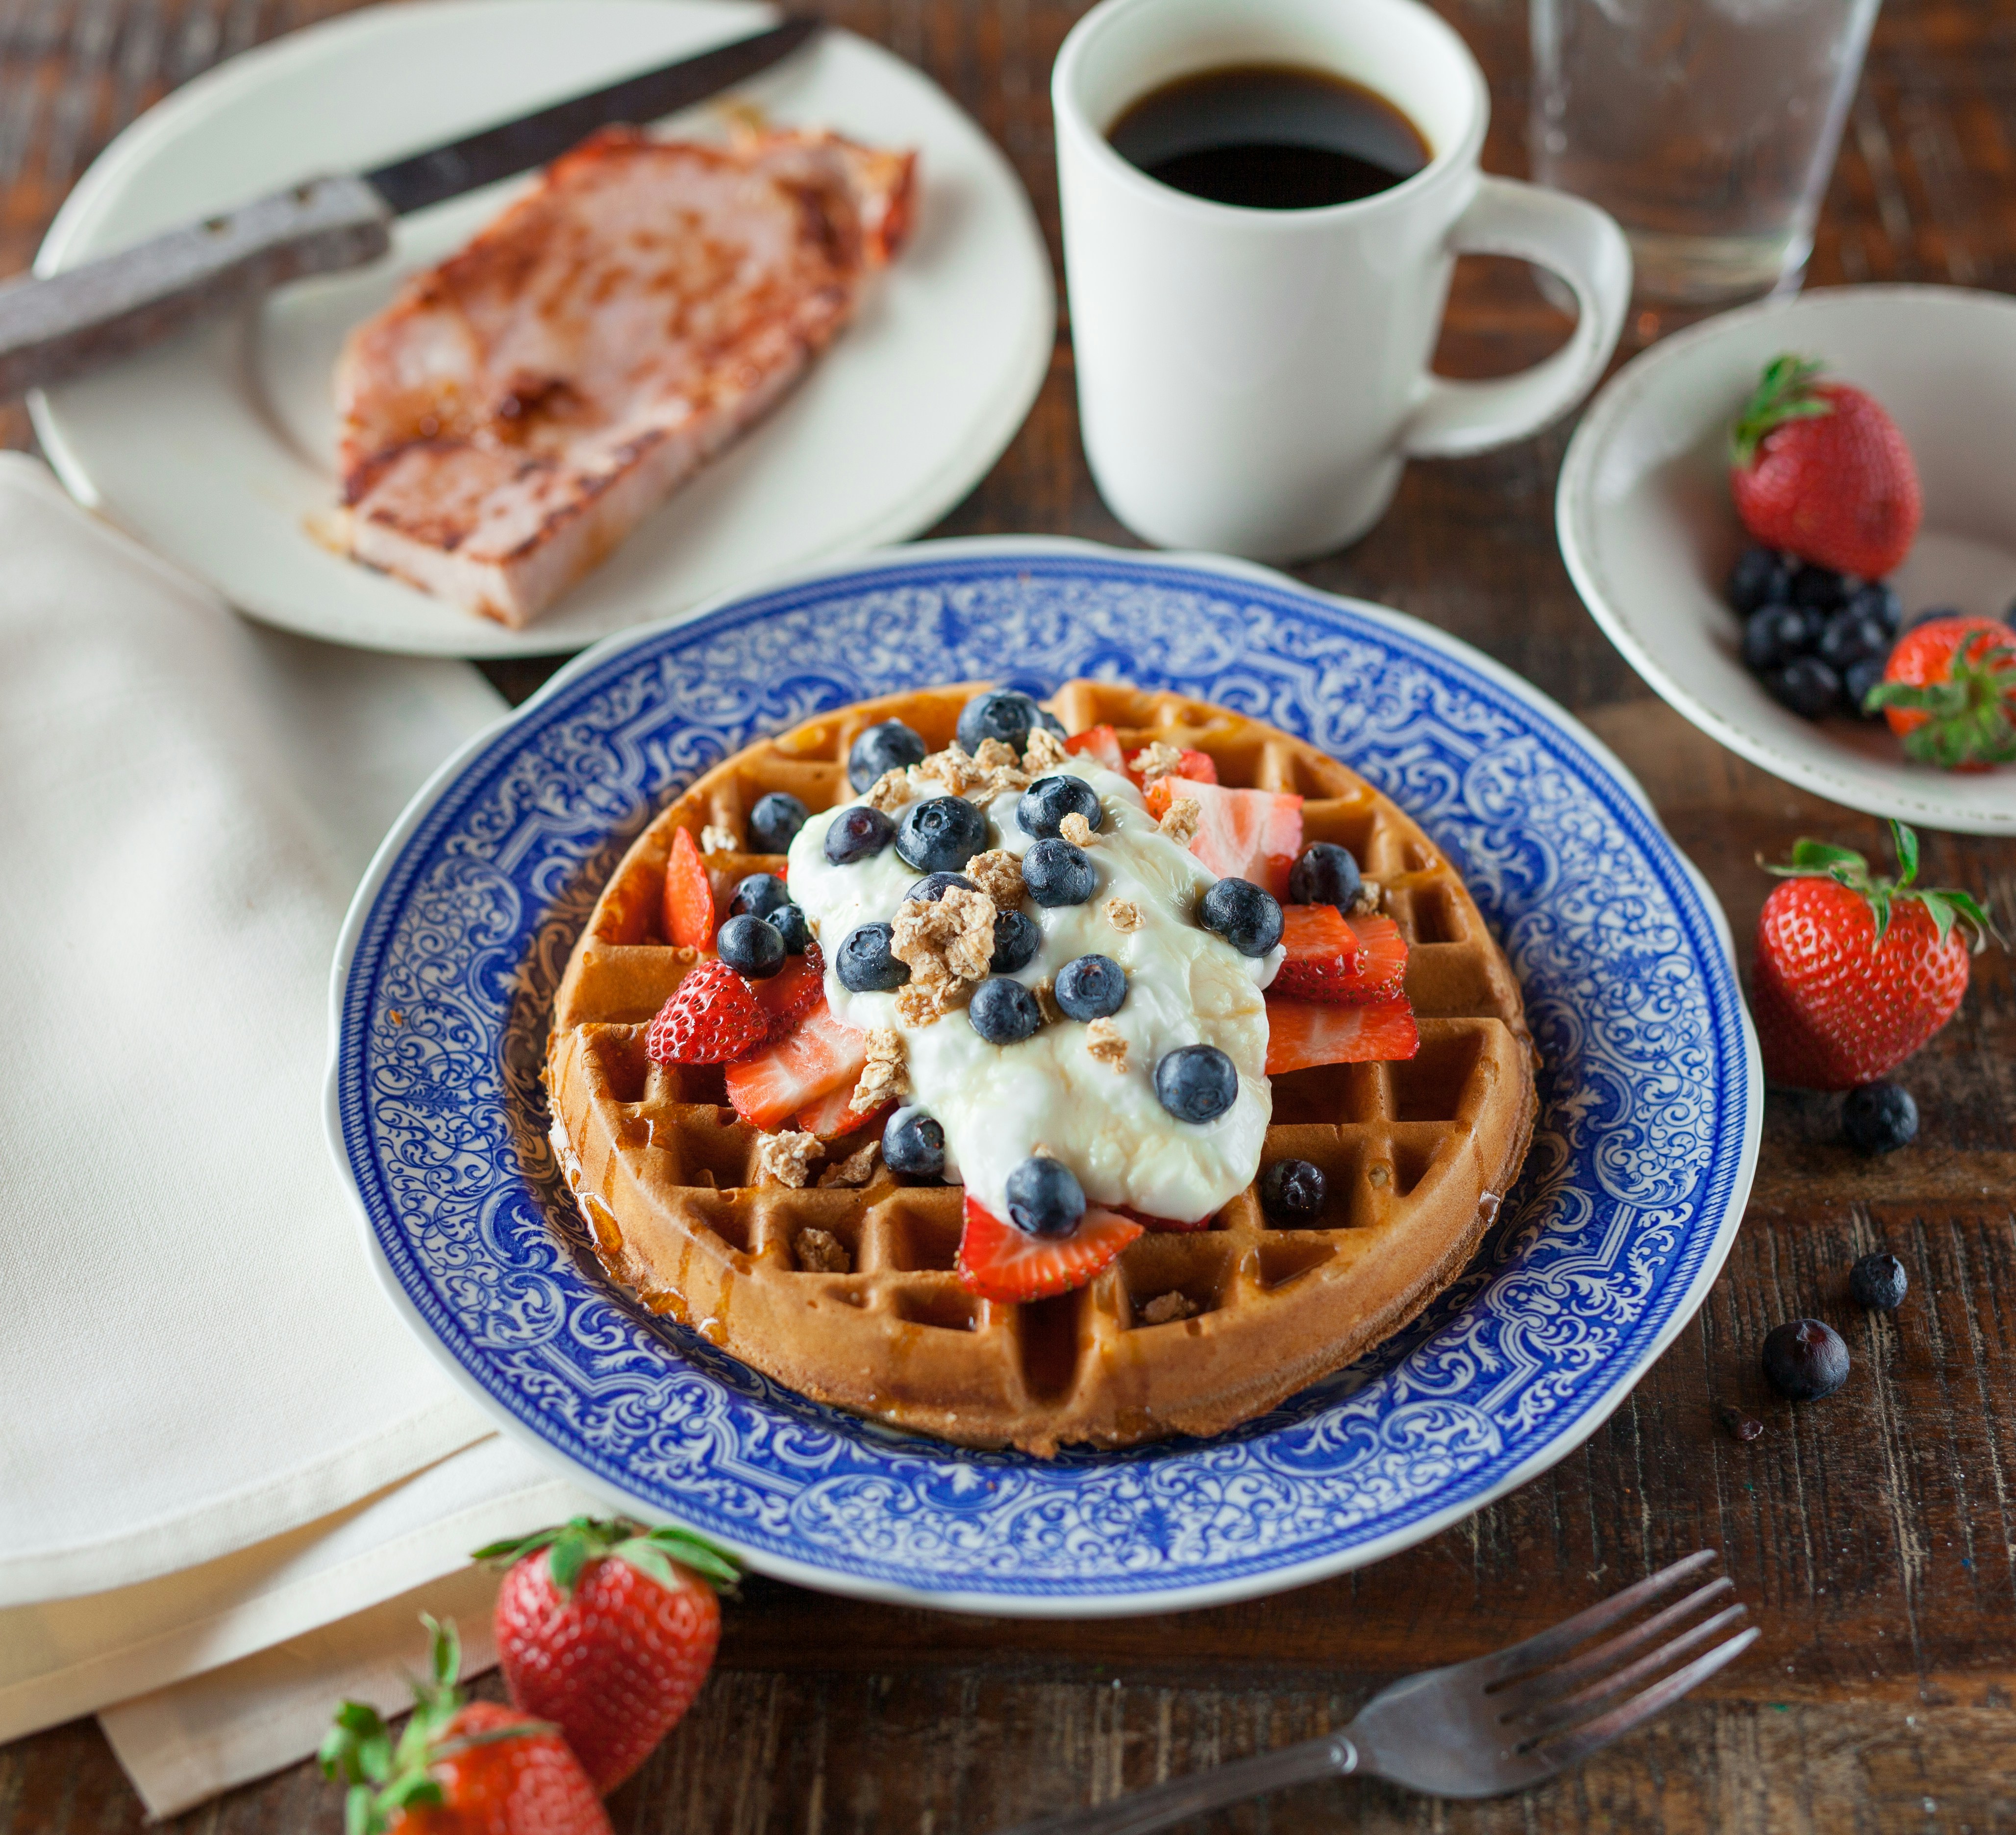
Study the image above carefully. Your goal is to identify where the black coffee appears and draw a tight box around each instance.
[1107,64,1430,210]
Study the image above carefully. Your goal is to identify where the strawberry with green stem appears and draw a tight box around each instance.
[478,1517,740,1795]
[1865,614,2016,770]
[1729,355,1922,579]
[1751,820,2001,1090]
[320,1616,609,1835]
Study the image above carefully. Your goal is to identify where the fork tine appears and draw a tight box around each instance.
[1506,1602,1750,1739]
[1473,1549,1722,1685]
[1533,1627,1761,1771]
[1493,1577,1737,1714]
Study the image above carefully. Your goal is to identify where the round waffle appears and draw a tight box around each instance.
[546,681,1537,1455]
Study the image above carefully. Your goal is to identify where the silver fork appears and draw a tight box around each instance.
[996,1549,1757,1834]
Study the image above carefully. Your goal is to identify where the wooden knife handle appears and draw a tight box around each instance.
[0,174,392,401]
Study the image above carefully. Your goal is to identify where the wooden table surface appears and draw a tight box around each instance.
[4,0,2014,1830]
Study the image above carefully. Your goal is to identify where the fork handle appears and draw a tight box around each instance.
[0,174,391,401]
[994,1733,1358,1835]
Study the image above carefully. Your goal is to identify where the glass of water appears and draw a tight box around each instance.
[1529,0,1882,307]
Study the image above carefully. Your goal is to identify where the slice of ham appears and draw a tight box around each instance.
[332,126,916,626]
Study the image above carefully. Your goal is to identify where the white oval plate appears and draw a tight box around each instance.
[1558,284,2016,834]
[29,0,1054,659]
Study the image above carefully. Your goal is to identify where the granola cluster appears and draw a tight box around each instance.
[759,1130,880,1193]
[893,885,997,1024]
[1139,1290,1199,1325]
[1158,796,1202,845]
[1085,1017,1128,1071]
[854,1026,909,1110]
[754,1130,822,1189]
[795,1226,851,1274]
[965,848,1025,909]
[699,822,738,854]
[1129,741,1184,784]
[1103,896,1143,934]
[1059,811,1097,848]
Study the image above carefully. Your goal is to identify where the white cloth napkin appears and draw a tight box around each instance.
[0,452,512,1604]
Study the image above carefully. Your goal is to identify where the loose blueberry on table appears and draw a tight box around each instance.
[1848,1252,1909,1314]
[1761,1318,1851,1401]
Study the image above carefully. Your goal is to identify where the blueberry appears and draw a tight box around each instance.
[1849,1251,1909,1313]
[770,901,811,954]
[1845,654,1889,719]
[1155,1043,1239,1123]
[896,795,990,873]
[836,922,909,992]
[1842,1081,1917,1154]
[1726,545,1792,615]
[1817,608,1891,671]
[1790,563,1848,612]
[847,719,928,792]
[1287,843,1362,909]
[1055,954,1127,1020]
[1005,1155,1085,1237]
[747,793,808,854]
[969,975,1043,1045]
[907,872,977,903]
[1022,837,1096,906]
[1198,878,1284,957]
[1845,580,1904,636]
[825,805,895,866]
[729,871,791,919]
[1258,1158,1326,1225]
[956,689,1066,756]
[1742,605,1811,672]
[717,914,785,980]
[990,908,1041,974]
[1761,1317,1850,1400]
[1017,774,1103,839]
[883,1106,946,1178]
[1766,656,1842,719]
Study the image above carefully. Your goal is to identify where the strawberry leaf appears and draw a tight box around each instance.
[641,1526,743,1589]
[1729,354,1833,468]
[1890,819,1919,888]
[548,1526,593,1597]
[1775,839,1867,877]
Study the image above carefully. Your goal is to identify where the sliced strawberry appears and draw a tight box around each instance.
[1127,745,1218,787]
[647,959,767,1064]
[1271,908,1410,1004]
[723,998,868,1130]
[1269,903,1364,1001]
[751,941,825,1040]
[956,1194,1142,1303]
[663,826,715,950]
[1145,778,1302,895]
[1064,724,1125,770]
[1264,993,1419,1072]
[796,1084,894,1140]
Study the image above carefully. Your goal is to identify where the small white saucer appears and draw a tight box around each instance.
[29,0,1054,658]
[1558,284,2016,834]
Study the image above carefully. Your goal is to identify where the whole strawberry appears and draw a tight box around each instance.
[320,1616,611,1835]
[1729,356,1921,579]
[1752,821,2000,1090]
[1866,613,2016,770]
[478,1517,739,1794]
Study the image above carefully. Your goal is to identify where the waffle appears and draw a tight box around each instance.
[546,682,1537,1455]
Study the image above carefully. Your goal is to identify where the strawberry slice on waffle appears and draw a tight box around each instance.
[750,942,825,1041]
[1063,724,1125,770]
[662,826,715,949]
[1272,908,1409,1004]
[1145,777,1302,895]
[1126,744,1217,788]
[956,1195,1142,1303]
[1265,993,1419,1072]
[647,959,768,1064]
[796,1082,895,1140]
[724,998,869,1129]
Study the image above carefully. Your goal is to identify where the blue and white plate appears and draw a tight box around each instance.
[326,539,1760,1616]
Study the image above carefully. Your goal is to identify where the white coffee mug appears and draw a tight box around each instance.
[1053,0,1633,560]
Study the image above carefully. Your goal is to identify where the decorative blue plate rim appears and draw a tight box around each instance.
[325,536,1761,1618]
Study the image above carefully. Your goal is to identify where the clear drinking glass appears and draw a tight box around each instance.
[1529,0,1882,306]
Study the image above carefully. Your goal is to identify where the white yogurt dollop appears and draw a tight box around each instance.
[785,756,1279,1223]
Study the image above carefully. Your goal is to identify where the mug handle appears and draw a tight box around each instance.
[1402,176,1633,459]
